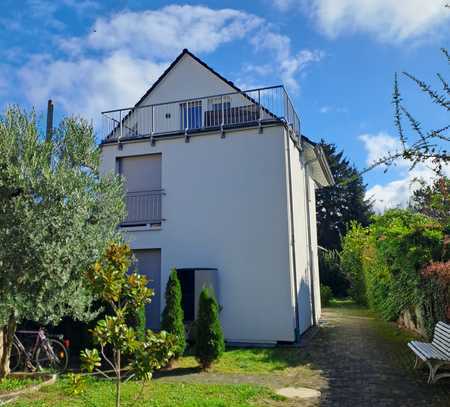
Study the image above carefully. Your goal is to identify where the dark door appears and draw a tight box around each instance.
[177,269,195,322]
[133,249,161,331]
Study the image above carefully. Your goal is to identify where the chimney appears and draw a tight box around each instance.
[46,99,54,142]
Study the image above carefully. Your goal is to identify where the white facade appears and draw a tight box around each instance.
[100,50,332,344]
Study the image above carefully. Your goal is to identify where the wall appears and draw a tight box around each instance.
[285,135,314,335]
[141,54,238,105]
[101,125,297,343]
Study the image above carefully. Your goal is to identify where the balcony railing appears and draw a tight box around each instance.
[101,85,301,142]
[122,190,163,226]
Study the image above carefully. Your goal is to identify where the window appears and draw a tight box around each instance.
[180,100,202,130]
[208,96,231,112]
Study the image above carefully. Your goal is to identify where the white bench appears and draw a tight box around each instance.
[408,321,450,383]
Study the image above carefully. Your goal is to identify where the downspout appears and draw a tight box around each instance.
[303,162,317,326]
[285,130,301,343]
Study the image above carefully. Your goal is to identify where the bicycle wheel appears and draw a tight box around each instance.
[35,339,68,373]
[9,342,21,372]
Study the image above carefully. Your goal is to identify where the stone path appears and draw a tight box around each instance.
[155,306,450,406]
[309,308,450,407]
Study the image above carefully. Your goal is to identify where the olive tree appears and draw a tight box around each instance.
[0,107,125,378]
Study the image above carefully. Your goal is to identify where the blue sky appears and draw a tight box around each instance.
[0,0,449,211]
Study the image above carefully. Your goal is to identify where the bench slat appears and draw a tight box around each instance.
[436,322,450,334]
[434,329,450,343]
[432,324,450,359]
[409,341,450,361]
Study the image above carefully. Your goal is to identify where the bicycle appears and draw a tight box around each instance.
[10,328,69,373]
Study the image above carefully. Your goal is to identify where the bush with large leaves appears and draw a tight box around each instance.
[80,243,176,407]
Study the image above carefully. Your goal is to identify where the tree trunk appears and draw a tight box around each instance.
[0,315,16,379]
[115,350,121,407]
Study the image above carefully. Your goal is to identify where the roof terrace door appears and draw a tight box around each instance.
[180,100,202,131]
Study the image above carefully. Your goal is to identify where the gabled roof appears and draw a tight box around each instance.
[134,48,243,108]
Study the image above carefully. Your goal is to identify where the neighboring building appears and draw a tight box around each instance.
[99,49,334,344]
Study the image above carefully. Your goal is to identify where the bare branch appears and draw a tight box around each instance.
[436,73,450,96]
[393,74,407,147]
[403,71,450,110]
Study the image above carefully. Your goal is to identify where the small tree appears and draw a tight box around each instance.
[80,243,175,407]
[161,269,186,359]
[195,288,224,370]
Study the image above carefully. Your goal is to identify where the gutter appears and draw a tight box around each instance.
[314,145,335,186]
[285,131,301,343]
[303,163,317,327]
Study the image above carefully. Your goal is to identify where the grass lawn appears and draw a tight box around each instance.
[7,346,317,407]
[174,346,309,374]
[11,378,282,407]
[0,377,43,394]
[326,298,375,318]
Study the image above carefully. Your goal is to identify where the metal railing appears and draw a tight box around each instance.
[101,85,301,142]
[122,190,163,226]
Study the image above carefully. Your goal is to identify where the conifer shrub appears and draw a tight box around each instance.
[161,269,186,358]
[195,288,224,370]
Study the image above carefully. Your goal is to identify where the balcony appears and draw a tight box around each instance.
[101,85,301,142]
[122,189,164,227]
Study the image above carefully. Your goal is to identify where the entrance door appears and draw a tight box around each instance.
[133,249,161,331]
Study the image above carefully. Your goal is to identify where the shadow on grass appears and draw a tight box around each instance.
[153,366,202,379]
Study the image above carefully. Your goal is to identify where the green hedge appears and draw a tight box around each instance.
[341,209,447,336]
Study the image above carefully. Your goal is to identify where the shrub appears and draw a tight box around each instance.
[319,249,349,297]
[340,221,368,305]
[195,288,224,370]
[128,305,146,341]
[80,244,175,407]
[320,285,333,307]
[161,269,186,358]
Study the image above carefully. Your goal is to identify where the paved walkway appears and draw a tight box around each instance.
[309,307,450,407]
[155,305,449,406]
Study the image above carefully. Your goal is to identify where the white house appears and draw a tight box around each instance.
[99,49,334,344]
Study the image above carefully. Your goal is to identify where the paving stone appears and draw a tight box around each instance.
[276,386,321,399]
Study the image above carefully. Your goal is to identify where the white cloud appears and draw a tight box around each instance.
[360,132,450,212]
[366,165,447,213]
[359,132,403,166]
[250,31,323,92]
[18,5,321,121]
[64,6,263,59]
[19,52,167,120]
[319,105,348,114]
[274,0,450,43]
